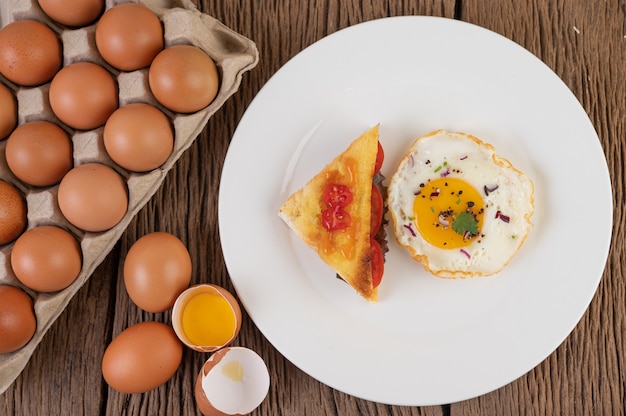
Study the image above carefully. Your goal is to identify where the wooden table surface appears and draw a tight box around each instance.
[2,0,625,415]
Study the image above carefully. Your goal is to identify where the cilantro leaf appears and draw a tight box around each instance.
[452,211,479,236]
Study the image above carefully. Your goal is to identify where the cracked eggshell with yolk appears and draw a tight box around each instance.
[172,284,242,352]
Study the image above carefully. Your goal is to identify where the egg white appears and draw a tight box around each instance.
[387,130,534,277]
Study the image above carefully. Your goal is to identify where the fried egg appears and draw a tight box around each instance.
[387,130,534,278]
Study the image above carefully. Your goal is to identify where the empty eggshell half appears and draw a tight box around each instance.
[194,347,270,416]
[172,284,241,352]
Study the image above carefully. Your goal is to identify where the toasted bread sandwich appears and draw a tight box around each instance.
[278,125,387,302]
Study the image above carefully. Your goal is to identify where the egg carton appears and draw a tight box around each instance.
[0,0,259,394]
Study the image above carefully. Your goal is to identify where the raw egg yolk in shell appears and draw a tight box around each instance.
[180,291,237,347]
[413,177,484,249]
[172,284,242,353]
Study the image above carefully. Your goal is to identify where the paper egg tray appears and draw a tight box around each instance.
[0,0,258,394]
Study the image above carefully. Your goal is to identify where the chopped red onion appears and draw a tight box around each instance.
[403,223,417,236]
[438,214,450,226]
[483,184,499,196]
[495,210,510,223]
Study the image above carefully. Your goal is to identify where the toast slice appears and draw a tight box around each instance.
[278,125,380,302]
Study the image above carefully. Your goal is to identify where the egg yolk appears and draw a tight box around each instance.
[181,292,237,347]
[413,177,484,249]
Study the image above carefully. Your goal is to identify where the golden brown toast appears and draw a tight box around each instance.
[278,125,380,302]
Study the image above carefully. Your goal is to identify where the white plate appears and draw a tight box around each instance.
[218,16,612,406]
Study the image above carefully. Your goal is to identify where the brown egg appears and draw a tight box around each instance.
[103,103,174,172]
[49,62,118,131]
[0,20,62,86]
[95,3,163,71]
[0,285,37,353]
[148,44,220,113]
[0,83,17,139]
[102,321,183,394]
[11,226,82,293]
[123,232,192,313]
[57,163,128,232]
[0,180,27,246]
[37,0,104,27]
[5,121,73,187]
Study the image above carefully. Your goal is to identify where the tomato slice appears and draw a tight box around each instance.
[374,141,384,174]
[321,206,351,231]
[323,183,353,208]
[370,183,383,237]
[370,239,384,288]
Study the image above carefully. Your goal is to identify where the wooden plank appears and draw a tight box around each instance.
[198,2,454,415]
[457,1,626,415]
[1,250,117,415]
